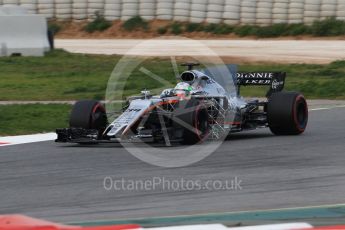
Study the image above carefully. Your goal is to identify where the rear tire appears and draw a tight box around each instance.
[69,100,108,136]
[267,92,308,135]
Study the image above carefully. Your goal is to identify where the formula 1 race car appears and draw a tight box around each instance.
[56,63,308,145]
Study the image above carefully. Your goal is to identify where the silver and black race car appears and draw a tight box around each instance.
[56,63,308,145]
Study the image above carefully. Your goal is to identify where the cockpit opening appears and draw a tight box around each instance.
[180,71,196,83]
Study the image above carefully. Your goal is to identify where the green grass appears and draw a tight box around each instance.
[232,17,345,38]
[170,22,183,35]
[157,17,345,38]
[0,49,186,101]
[84,12,112,33]
[185,23,201,32]
[157,26,168,35]
[51,17,345,37]
[0,49,117,100]
[48,22,61,35]
[162,22,234,35]
[1,49,345,101]
[122,16,148,31]
[0,104,71,136]
[310,18,345,36]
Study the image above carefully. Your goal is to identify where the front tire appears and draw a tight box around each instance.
[173,99,210,145]
[267,92,308,135]
[69,100,108,136]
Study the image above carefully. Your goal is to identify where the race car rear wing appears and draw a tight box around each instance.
[236,72,286,97]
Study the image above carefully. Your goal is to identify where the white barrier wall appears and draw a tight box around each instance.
[190,0,207,23]
[139,0,155,20]
[72,0,87,20]
[37,0,54,19]
[0,6,50,56]
[121,0,138,20]
[88,0,104,20]
[104,0,121,20]
[0,0,344,25]
[156,0,173,20]
[289,0,304,24]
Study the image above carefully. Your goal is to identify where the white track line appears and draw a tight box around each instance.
[310,105,345,111]
[310,108,331,111]
[145,223,313,230]
[0,133,56,147]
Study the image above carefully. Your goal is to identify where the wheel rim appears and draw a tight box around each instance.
[91,104,107,129]
[195,109,210,140]
[295,97,308,130]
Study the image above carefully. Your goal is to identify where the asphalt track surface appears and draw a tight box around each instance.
[0,107,345,224]
[56,39,345,64]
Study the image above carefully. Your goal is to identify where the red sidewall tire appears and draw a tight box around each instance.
[268,92,308,135]
[69,100,107,131]
[173,99,210,145]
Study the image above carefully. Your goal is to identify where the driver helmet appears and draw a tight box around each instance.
[174,82,193,99]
